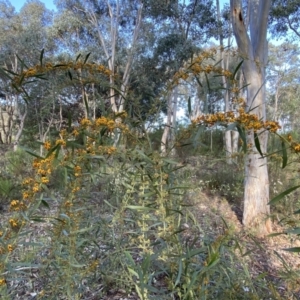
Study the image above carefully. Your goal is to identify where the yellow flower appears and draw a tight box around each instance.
[72,186,80,193]
[7,244,13,252]
[44,141,51,150]
[80,118,91,127]
[9,218,19,229]
[32,183,40,193]
[23,191,30,199]
[95,117,108,126]
[41,177,49,184]
[72,129,79,137]
[107,146,116,155]
[107,120,115,130]
[55,139,66,147]
[0,278,6,285]
[74,165,82,177]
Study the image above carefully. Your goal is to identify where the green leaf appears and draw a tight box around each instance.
[21,147,43,159]
[188,96,191,117]
[1,68,18,76]
[254,132,263,157]
[231,60,243,80]
[236,125,247,153]
[174,259,183,287]
[281,140,288,169]
[46,143,60,158]
[76,53,81,62]
[194,75,203,87]
[269,185,300,205]
[204,73,211,94]
[162,158,178,165]
[283,247,300,252]
[0,68,13,80]
[267,232,286,237]
[84,52,91,64]
[248,80,266,111]
[68,70,73,80]
[16,54,29,69]
[54,64,67,68]
[30,218,46,222]
[285,227,300,235]
[40,49,44,66]
[41,200,50,209]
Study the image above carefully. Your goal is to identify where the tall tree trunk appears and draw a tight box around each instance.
[170,86,178,156]
[13,101,27,152]
[161,91,173,155]
[230,0,272,235]
[217,0,232,164]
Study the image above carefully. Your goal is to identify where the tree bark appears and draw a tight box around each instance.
[161,91,173,155]
[230,0,272,235]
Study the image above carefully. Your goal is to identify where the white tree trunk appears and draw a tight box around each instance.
[230,0,272,235]
[87,1,143,114]
[161,91,173,155]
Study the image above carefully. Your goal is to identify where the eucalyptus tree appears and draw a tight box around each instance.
[54,0,144,116]
[0,0,54,149]
[142,0,216,153]
[230,0,272,235]
[270,0,300,40]
[267,43,300,132]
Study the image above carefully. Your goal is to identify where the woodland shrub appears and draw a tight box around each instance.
[0,113,276,299]
[0,51,299,298]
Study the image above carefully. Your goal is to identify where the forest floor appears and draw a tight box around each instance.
[182,156,300,300]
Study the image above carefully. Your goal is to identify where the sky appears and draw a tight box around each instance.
[9,0,56,11]
[9,0,229,12]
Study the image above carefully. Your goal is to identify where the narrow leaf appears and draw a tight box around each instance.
[76,53,81,62]
[283,247,300,252]
[231,60,243,80]
[40,49,44,66]
[84,52,91,64]
[21,147,43,159]
[68,70,73,81]
[236,125,247,153]
[254,132,263,157]
[174,259,183,287]
[188,96,191,117]
[41,200,50,209]
[269,185,300,205]
[194,75,203,87]
[281,140,288,169]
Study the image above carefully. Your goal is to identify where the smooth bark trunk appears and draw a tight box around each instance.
[230,0,272,235]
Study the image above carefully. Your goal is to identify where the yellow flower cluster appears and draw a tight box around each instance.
[20,155,56,204]
[12,61,111,86]
[292,143,300,152]
[74,165,82,177]
[55,139,66,147]
[33,156,54,176]
[193,108,281,133]
[44,141,51,150]
[10,200,27,212]
[9,218,21,230]
[286,134,300,153]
